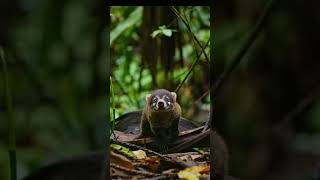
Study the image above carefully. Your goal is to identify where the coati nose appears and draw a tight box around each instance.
[158,102,164,108]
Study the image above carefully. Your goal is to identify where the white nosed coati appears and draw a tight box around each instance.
[137,89,229,177]
[137,89,181,151]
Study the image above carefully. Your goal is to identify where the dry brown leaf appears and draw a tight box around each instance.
[110,150,134,169]
[143,157,161,172]
[179,155,192,161]
[190,154,202,160]
[133,150,147,159]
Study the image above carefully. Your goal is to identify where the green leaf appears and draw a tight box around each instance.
[151,30,161,38]
[159,25,166,30]
[162,29,172,37]
[151,25,177,38]
[110,144,135,158]
[110,7,142,45]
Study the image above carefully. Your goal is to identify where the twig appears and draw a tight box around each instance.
[110,76,117,140]
[1,47,17,180]
[110,163,160,176]
[174,39,210,93]
[138,62,143,93]
[170,6,210,63]
[203,110,212,132]
[212,0,275,101]
[273,84,320,137]
[111,140,171,161]
[163,151,209,158]
[112,75,136,106]
[194,89,210,105]
[281,89,320,127]
[112,140,192,169]
[167,128,210,153]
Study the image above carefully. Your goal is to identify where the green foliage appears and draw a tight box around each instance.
[151,25,177,38]
[110,6,210,121]
[110,7,142,45]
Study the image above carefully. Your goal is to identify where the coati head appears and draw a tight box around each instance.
[146,89,177,111]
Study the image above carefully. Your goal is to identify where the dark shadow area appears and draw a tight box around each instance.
[214,0,320,179]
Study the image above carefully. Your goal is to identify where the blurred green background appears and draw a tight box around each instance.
[0,0,106,179]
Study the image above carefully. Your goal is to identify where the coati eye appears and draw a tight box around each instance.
[153,98,157,103]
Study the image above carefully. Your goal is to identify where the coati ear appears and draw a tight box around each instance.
[145,94,151,102]
[171,92,177,102]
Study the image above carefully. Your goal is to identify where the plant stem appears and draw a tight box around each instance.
[110,76,116,138]
[1,48,17,180]
[171,6,210,63]
[175,39,210,93]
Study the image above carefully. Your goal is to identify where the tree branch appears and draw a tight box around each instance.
[212,0,275,101]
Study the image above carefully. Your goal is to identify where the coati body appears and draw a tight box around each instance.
[138,89,181,145]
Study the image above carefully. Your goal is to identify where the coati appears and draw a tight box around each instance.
[137,89,230,177]
[137,89,181,151]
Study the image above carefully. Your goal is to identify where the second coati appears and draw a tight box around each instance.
[137,89,181,150]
